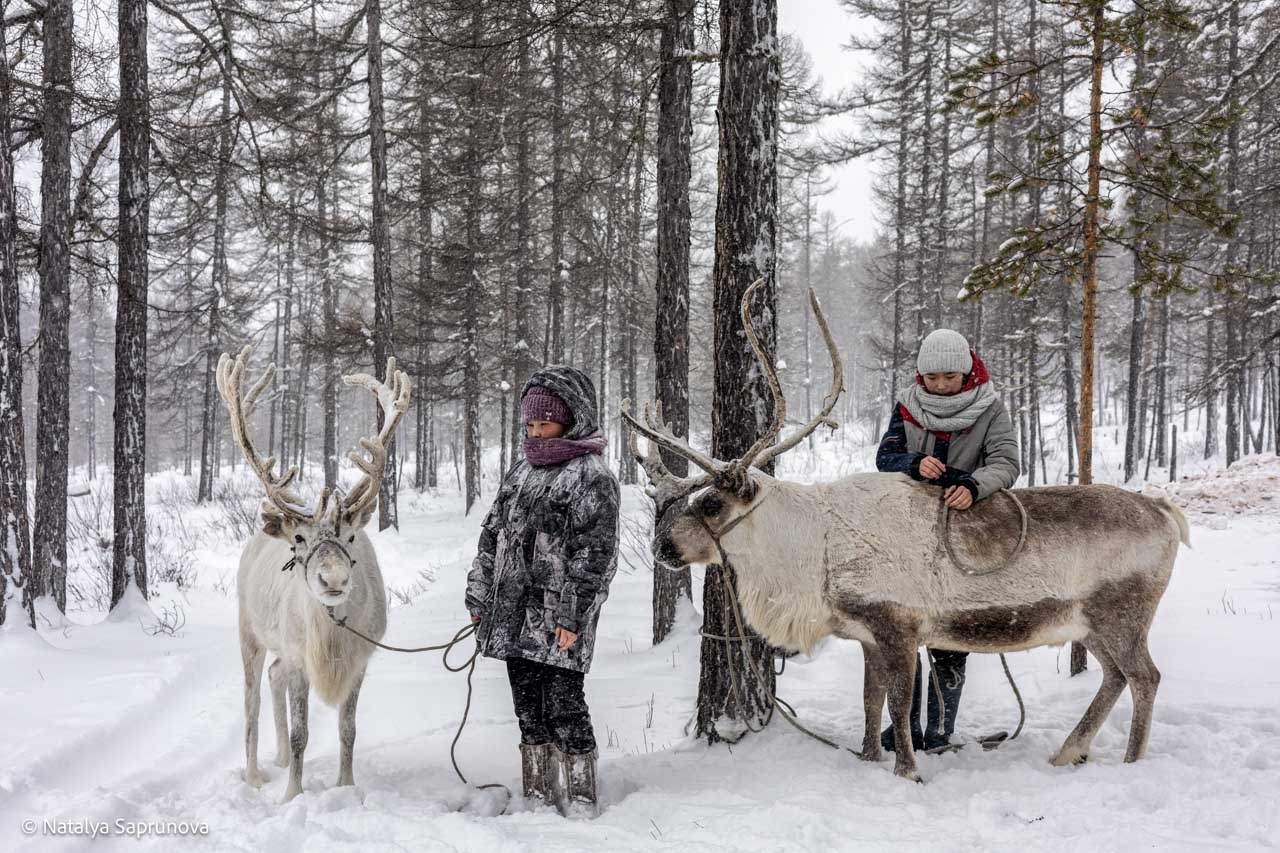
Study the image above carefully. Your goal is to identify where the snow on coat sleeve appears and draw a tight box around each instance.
[876,406,918,473]
[554,466,620,634]
[970,397,1020,499]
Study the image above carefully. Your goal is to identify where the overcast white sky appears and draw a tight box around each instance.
[779,0,878,246]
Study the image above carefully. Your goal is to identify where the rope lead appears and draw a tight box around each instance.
[326,614,509,797]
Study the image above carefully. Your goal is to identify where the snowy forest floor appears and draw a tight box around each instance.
[2,450,1279,852]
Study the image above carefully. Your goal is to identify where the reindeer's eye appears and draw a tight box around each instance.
[294,534,305,544]
[348,535,356,544]
[701,495,723,517]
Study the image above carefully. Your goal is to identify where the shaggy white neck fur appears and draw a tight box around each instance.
[715,478,834,653]
[239,531,387,706]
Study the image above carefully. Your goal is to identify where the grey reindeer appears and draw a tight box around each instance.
[624,281,1189,782]
[217,347,410,801]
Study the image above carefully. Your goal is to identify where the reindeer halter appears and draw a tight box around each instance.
[695,490,770,565]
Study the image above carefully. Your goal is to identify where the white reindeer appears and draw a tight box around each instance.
[217,346,410,801]
[624,282,1189,783]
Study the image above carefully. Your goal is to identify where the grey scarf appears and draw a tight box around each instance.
[900,382,997,433]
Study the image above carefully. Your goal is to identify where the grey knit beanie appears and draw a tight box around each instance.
[917,329,973,375]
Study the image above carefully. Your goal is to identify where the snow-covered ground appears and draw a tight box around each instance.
[3,451,1280,852]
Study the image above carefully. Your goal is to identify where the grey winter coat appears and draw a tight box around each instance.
[465,366,620,674]
[904,398,1020,499]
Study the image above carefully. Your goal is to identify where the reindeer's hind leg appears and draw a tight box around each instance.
[858,643,887,762]
[882,641,923,782]
[336,669,365,787]
[268,658,290,767]
[240,626,267,788]
[1113,635,1160,762]
[1051,638,1126,767]
[283,668,310,802]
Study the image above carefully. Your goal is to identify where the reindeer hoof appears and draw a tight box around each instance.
[245,769,266,788]
[857,746,882,763]
[894,766,923,784]
[281,784,302,803]
[1050,747,1088,767]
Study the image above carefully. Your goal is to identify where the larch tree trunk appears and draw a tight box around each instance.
[279,210,296,468]
[651,0,695,646]
[112,0,151,610]
[619,83,645,487]
[367,0,397,530]
[1222,0,1243,468]
[197,15,235,503]
[32,0,75,617]
[547,0,567,363]
[1123,8,1149,484]
[84,275,98,481]
[414,13,438,489]
[315,7,338,491]
[697,0,779,743]
[888,0,911,403]
[0,8,34,628]
[461,3,483,514]
[1155,293,1169,467]
[509,7,537,470]
[1072,0,1107,676]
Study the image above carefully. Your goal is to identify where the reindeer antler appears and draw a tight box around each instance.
[622,279,845,499]
[735,278,788,472]
[753,287,845,469]
[216,345,314,524]
[340,357,412,520]
[621,398,716,507]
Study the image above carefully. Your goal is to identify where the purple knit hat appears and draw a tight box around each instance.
[521,385,573,427]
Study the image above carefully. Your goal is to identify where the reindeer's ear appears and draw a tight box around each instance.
[260,504,296,540]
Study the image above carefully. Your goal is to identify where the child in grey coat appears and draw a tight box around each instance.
[875,329,1020,751]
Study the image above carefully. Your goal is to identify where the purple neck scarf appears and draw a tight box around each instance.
[523,431,607,467]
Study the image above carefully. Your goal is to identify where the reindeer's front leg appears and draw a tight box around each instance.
[337,669,365,787]
[881,640,922,783]
[283,668,310,802]
[241,629,267,788]
[269,658,290,767]
[859,642,887,762]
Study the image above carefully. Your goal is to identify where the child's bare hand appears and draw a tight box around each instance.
[919,456,946,479]
[554,627,578,650]
[470,612,481,624]
[943,485,973,510]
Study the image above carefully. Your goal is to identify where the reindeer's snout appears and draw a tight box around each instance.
[308,542,355,603]
[653,532,688,569]
[653,506,718,568]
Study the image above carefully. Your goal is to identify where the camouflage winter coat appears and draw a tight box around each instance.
[465,366,621,674]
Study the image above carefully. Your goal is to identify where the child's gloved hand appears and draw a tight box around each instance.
[943,484,975,509]
[911,454,947,480]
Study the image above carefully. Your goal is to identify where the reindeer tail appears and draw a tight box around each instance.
[1157,498,1191,548]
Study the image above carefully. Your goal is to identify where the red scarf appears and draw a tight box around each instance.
[899,351,990,441]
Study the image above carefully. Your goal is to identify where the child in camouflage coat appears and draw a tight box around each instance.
[466,365,620,817]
